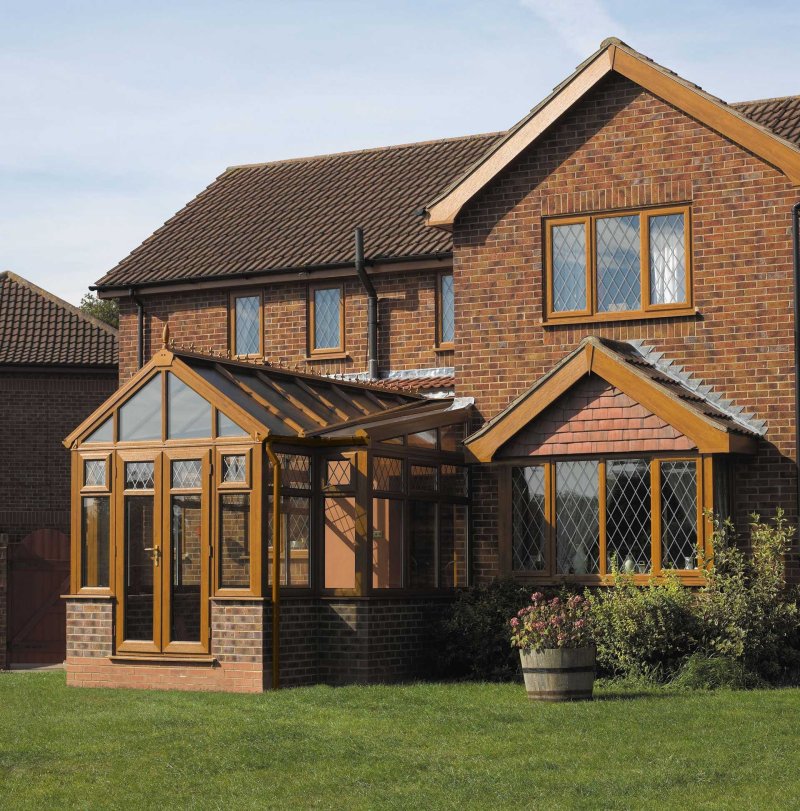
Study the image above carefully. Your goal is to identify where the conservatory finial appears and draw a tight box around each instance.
[162,323,170,348]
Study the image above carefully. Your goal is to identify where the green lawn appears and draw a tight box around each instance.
[1,672,798,810]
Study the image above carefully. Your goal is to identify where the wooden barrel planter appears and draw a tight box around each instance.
[519,646,596,702]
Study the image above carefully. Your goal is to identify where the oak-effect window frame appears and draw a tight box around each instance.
[502,454,709,586]
[72,451,114,595]
[308,282,345,358]
[435,271,455,350]
[544,204,693,325]
[229,289,264,359]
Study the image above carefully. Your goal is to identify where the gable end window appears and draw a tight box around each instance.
[309,283,344,355]
[437,272,455,348]
[545,205,692,323]
[230,291,263,358]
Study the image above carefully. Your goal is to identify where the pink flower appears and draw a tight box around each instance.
[510,618,520,628]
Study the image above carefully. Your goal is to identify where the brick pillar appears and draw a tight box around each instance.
[0,534,8,670]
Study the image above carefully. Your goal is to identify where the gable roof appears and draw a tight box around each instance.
[464,337,760,462]
[732,96,800,146]
[93,133,502,293]
[64,343,444,448]
[0,271,117,368]
[425,38,800,229]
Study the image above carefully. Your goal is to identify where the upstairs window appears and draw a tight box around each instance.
[437,272,454,348]
[230,291,263,358]
[309,283,344,355]
[546,206,691,322]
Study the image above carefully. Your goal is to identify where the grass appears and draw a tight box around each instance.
[1,673,799,810]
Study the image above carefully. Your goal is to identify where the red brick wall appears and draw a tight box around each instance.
[1,370,117,667]
[117,268,453,382]
[501,375,694,457]
[453,73,800,581]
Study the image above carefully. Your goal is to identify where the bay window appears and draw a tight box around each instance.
[546,205,691,322]
[508,456,705,580]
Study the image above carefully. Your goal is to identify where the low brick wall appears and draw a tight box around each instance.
[65,595,449,692]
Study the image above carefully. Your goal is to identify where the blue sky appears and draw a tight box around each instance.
[2,0,800,304]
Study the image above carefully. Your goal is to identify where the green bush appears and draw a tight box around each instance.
[697,511,800,684]
[431,580,532,681]
[588,570,698,681]
[671,654,765,690]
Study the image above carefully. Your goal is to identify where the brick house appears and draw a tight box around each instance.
[64,38,800,690]
[0,272,117,668]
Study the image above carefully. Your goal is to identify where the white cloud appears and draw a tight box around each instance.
[519,0,625,58]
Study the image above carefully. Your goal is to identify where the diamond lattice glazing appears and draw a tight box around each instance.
[325,459,350,488]
[649,214,686,305]
[511,466,546,571]
[606,459,652,570]
[277,454,311,489]
[125,461,155,490]
[222,454,246,484]
[314,288,341,349]
[171,459,202,489]
[441,273,454,344]
[373,457,403,492]
[661,461,698,569]
[556,461,600,574]
[84,459,106,488]
[552,223,587,312]
[597,215,641,312]
[235,295,260,356]
[410,465,437,492]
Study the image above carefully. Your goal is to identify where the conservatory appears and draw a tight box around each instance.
[63,342,471,692]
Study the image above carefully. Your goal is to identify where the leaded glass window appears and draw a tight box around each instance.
[119,376,162,442]
[167,373,211,440]
[373,457,403,492]
[597,215,641,312]
[410,464,437,492]
[125,461,155,490]
[661,461,699,569]
[313,287,342,350]
[551,222,587,312]
[440,273,454,344]
[234,294,261,356]
[171,459,202,489]
[555,461,599,575]
[606,459,651,572]
[84,459,107,488]
[511,466,546,571]
[649,214,686,305]
[222,454,246,484]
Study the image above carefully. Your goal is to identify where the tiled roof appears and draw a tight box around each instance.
[94,133,502,291]
[0,271,118,367]
[732,96,800,146]
[379,374,455,392]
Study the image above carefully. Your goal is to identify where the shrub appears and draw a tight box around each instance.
[588,570,698,682]
[509,593,593,651]
[697,511,800,684]
[671,654,765,690]
[431,580,531,681]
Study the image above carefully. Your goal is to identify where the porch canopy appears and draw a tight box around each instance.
[465,337,762,585]
[64,343,471,660]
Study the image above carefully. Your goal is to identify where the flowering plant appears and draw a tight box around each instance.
[509,592,594,651]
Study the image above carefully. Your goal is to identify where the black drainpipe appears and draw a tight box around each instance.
[130,288,145,369]
[354,227,379,379]
[792,202,800,517]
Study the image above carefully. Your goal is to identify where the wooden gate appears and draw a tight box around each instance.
[8,529,69,666]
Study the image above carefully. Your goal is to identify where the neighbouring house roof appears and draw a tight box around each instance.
[0,271,118,368]
[424,38,800,228]
[464,337,761,462]
[93,133,502,292]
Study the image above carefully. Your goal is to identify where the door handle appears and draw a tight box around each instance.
[144,546,162,566]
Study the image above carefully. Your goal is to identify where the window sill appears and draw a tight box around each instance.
[303,352,350,362]
[543,306,698,327]
[509,572,707,586]
[110,654,217,665]
[433,344,454,353]
[62,591,114,600]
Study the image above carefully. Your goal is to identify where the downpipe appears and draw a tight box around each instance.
[265,440,282,690]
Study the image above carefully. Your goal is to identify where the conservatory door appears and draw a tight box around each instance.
[116,452,211,655]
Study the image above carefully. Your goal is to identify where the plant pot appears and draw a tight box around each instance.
[519,645,596,702]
